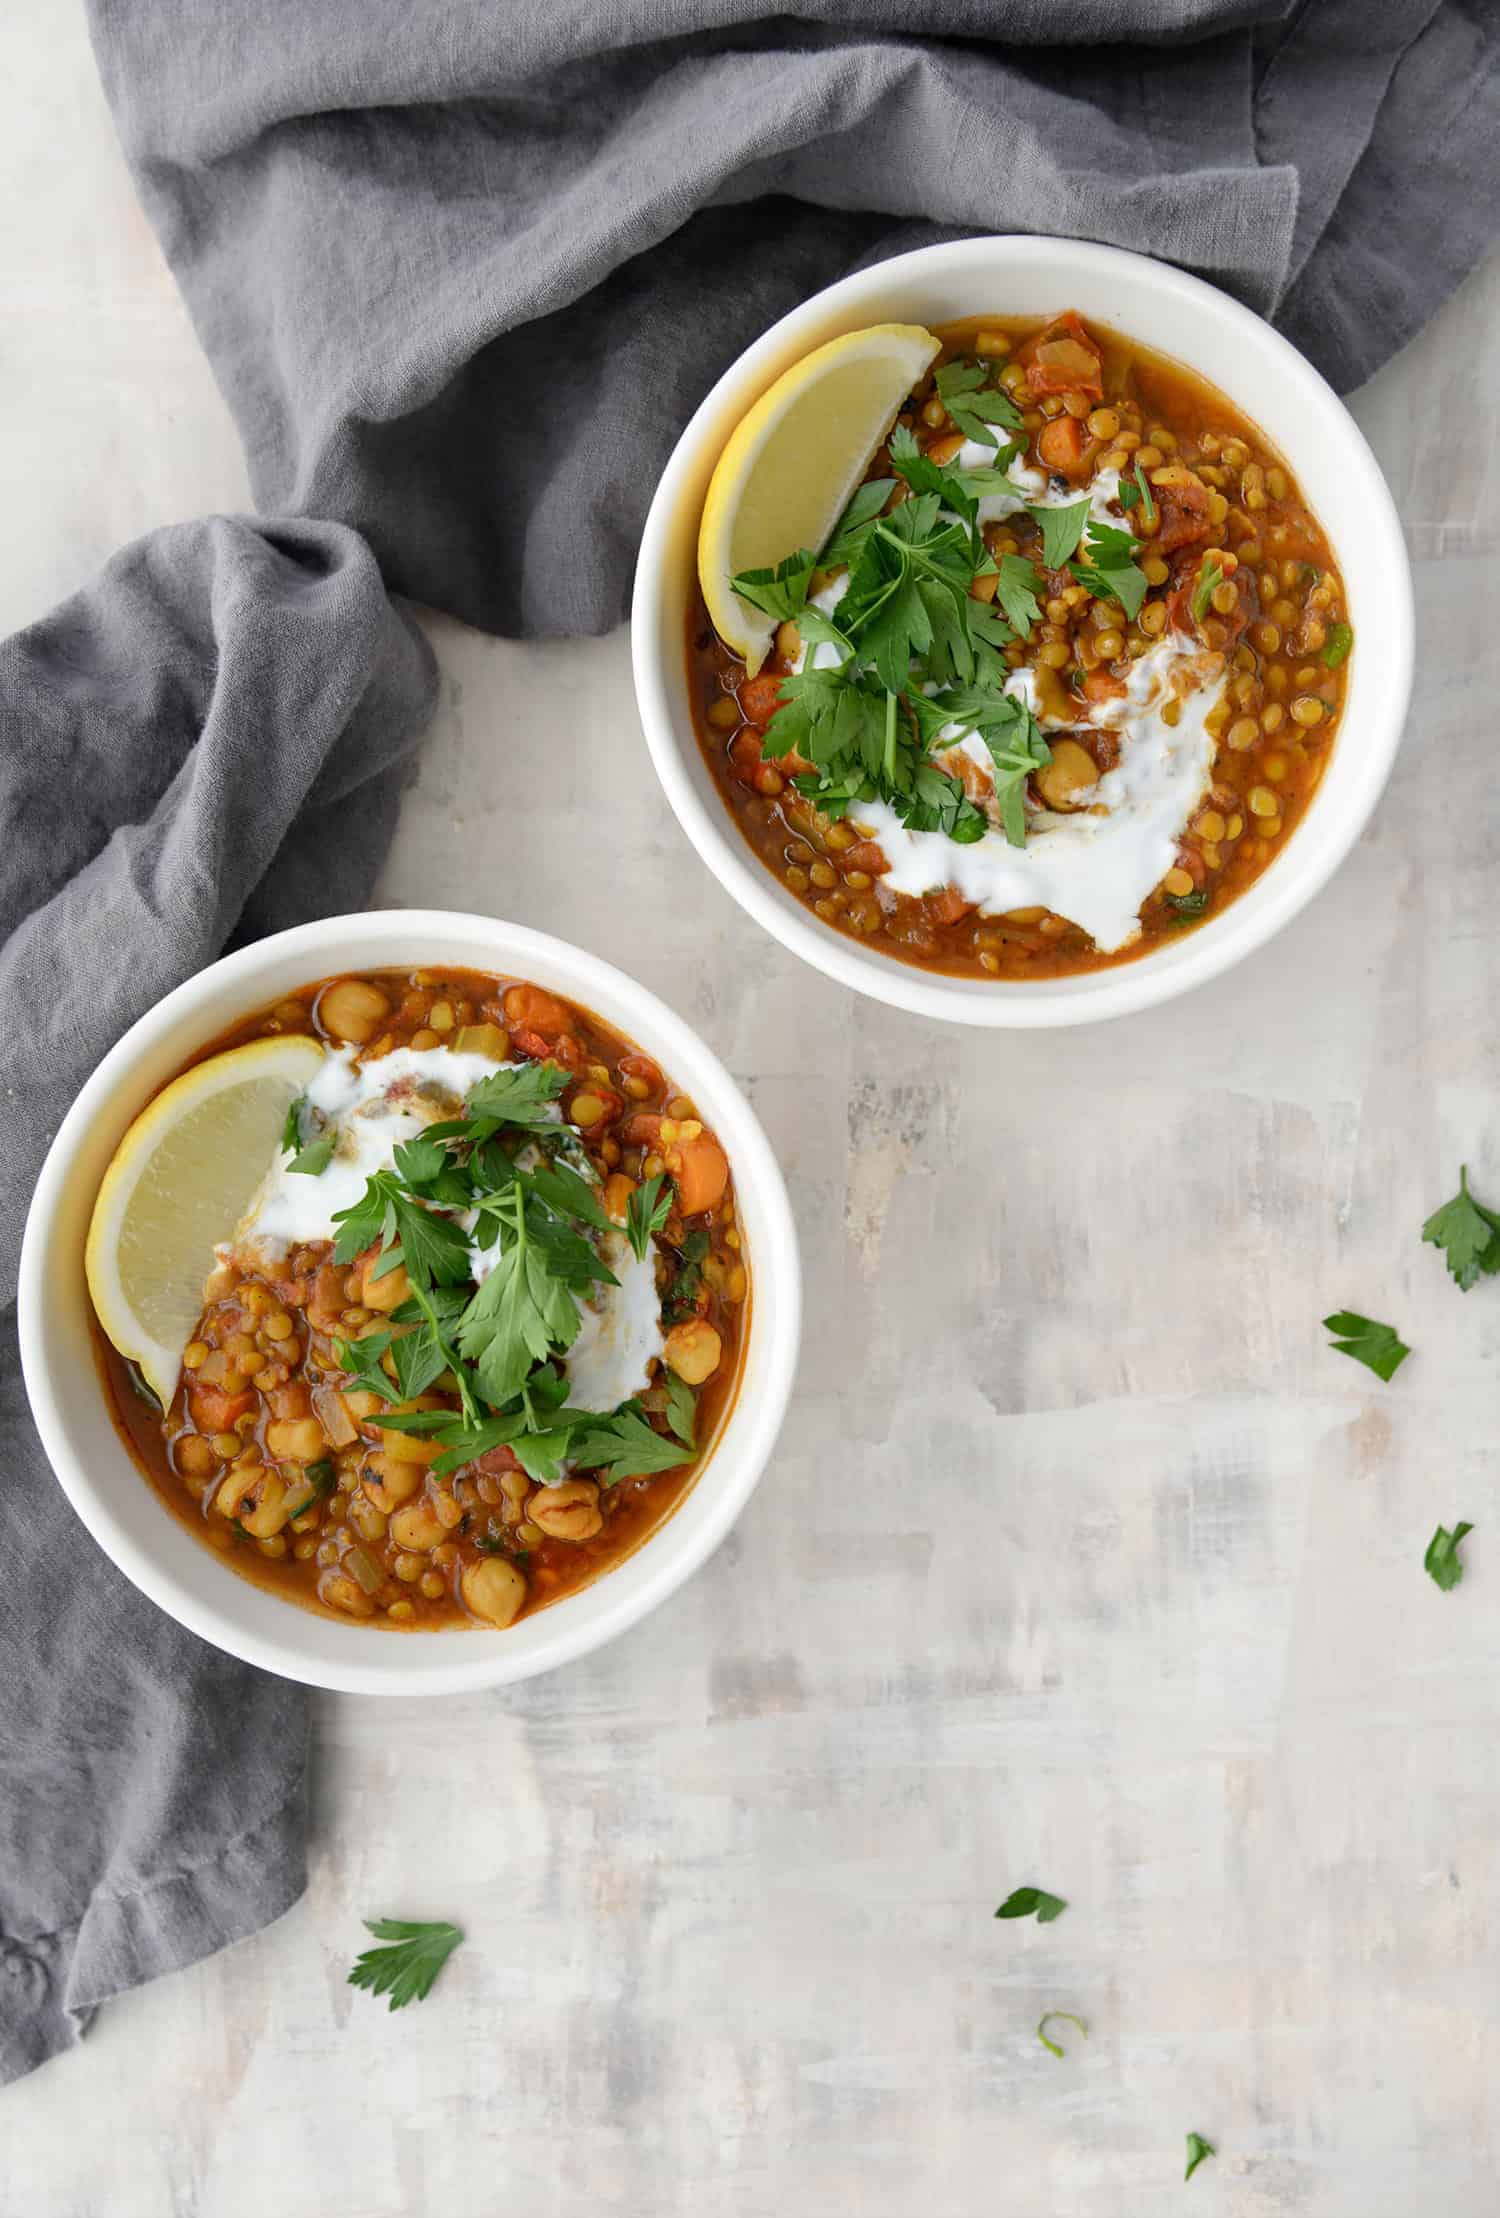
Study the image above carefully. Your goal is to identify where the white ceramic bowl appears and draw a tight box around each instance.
[18,911,800,1696]
[633,234,1413,1027]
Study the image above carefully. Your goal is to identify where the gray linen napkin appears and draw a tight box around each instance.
[0,520,435,2082]
[4,0,1497,2084]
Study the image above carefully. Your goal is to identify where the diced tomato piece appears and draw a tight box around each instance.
[924,886,976,928]
[1037,414,1088,474]
[621,1112,663,1148]
[738,674,785,728]
[842,840,890,875]
[1152,476,1212,554]
[473,1444,522,1478]
[1019,312,1104,401]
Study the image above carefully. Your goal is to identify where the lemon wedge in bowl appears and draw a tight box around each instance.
[86,1033,327,1406]
[697,321,941,674]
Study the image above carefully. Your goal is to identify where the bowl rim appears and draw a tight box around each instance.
[17,909,801,1695]
[631,231,1414,1029]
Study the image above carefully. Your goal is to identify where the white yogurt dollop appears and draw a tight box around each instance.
[856,638,1222,953]
[230,1042,666,1412]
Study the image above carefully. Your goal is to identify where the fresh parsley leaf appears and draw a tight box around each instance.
[994,553,1044,638]
[1036,2011,1087,2059]
[347,1919,463,2012]
[995,1886,1067,1924]
[525,1159,613,1234]
[387,1188,473,1290]
[1189,556,1224,625]
[1323,1310,1410,1382]
[664,1371,697,1449]
[625,1172,672,1262]
[934,359,1023,448]
[456,1190,581,1407]
[1422,1165,1500,1291]
[728,547,817,624]
[1117,477,1139,512]
[821,477,895,565]
[1321,622,1353,669]
[1184,2133,1216,2182]
[570,1402,691,1481]
[1029,497,1091,571]
[1425,1520,1474,1592]
[391,1134,453,1189]
[334,1327,398,1401]
[664,1228,710,1323]
[1131,461,1156,527]
[464,1061,568,1127]
[280,1095,305,1157]
[889,423,976,528]
[331,1171,399,1267]
[1070,519,1148,620]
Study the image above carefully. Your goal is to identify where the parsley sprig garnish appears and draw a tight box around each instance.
[728,357,1153,853]
[1422,1165,1500,1290]
[327,1060,696,1486]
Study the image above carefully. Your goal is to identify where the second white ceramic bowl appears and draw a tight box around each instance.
[18,911,801,1696]
[632,234,1413,1028]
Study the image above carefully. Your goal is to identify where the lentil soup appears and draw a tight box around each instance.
[95,968,748,1631]
[690,311,1351,980]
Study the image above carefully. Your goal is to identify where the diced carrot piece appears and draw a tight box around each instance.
[1037,414,1088,473]
[503,984,570,1038]
[189,1384,254,1433]
[670,1133,729,1216]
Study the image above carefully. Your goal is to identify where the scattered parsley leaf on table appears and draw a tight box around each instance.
[1323,1310,1410,1382]
[1422,1165,1500,1290]
[1036,2011,1087,2058]
[348,1919,463,2011]
[995,1886,1067,1923]
[1425,1521,1474,1592]
[1184,2132,1216,2182]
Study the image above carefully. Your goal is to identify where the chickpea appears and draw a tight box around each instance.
[528,1480,604,1542]
[174,1433,218,1479]
[360,1256,411,1313]
[321,1573,376,1620]
[357,1456,422,1517]
[1035,738,1098,811]
[390,1502,448,1554]
[265,1416,325,1463]
[240,1473,293,1540]
[462,1557,528,1628]
[664,1317,723,1386]
[319,978,391,1044]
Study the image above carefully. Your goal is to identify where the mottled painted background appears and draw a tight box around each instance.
[4,6,1500,2212]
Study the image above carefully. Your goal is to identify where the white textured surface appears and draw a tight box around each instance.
[6,7,1500,2213]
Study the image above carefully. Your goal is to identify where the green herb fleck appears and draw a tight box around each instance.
[1036,2011,1087,2059]
[1132,461,1157,527]
[1189,556,1225,625]
[1323,1310,1410,1383]
[1165,890,1210,924]
[995,1886,1067,1924]
[1184,2133,1216,2182]
[286,1130,336,1177]
[1425,1521,1474,1592]
[347,1919,463,2011]
[286,1459,337,1519]
[1321,622,1353,669]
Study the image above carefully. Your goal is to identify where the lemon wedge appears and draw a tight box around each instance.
[86,1033,327,1405]
[698,322,941,673]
